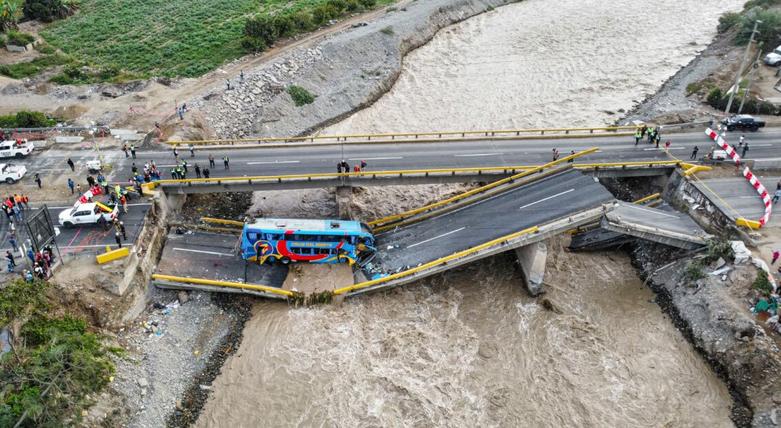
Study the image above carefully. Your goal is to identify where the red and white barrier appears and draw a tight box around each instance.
[705,128,772,227]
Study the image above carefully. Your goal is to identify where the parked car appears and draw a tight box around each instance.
[0,139,34,158]
[721,114,766,132]
[86,159,102,173]
[765,45,781,66]
[0,163,26,184]
[58,202,118,227]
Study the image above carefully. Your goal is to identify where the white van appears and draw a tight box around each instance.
[0,139,35,158]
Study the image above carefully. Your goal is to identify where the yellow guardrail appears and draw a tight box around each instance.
[144,160,683,191]
[96,246,129,264]
[333,226,540,295]
[151,274,294,297]
[165,126,639,147]
[632,193,661,204]
[736,217,762,230]
[201,217,245,227]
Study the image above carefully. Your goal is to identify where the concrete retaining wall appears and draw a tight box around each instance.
[664,170,732,233]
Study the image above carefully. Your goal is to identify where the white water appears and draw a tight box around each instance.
[328,0,743,133]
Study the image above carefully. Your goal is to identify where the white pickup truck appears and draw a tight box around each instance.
[0,139,34,158]
[58,202,118,227]
[0,163,26,184]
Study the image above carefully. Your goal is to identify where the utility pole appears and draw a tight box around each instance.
[726,20,761,115]
[739,42,764,114]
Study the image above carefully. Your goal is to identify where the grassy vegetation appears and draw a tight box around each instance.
[0,53,71,79]
[287,84,315,106]
[5,29,34,46]
[718,0,781,47]
[0,279,118,427]
[35,0,392,80]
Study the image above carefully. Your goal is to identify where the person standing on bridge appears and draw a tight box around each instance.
[33,173,41,189]
[67,178,75,195]
[208,154,215,168]
[189,143,195,158]
[552,148,559,161]
[634,128,642,146]
[568,150,575,162]
[773,188,781,205]
[772,249,780,264]
[690,146,699,160]
[223,156,230,170]
[203,168,210,179]
[739,135,745,148]
[122,143,129,158]
[664,140,671,151]
[173,147,179,160]
[195,164,201,178]
[742,143,749,159]
[67,158,75,172]
[130,144,136,159]
[115,232,122,249]
[120,194,128,214]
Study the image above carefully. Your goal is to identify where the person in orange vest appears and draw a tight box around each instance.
[120,194,128,214]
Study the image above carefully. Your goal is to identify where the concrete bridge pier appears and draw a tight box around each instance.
[515,241,547,296]
[336,186,353,220]
[160,192,187,215]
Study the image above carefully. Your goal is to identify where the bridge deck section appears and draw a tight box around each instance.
[364,170,614,277]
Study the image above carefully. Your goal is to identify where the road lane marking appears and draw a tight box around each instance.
[247,160,301,165]
[407,227,466,249]
[753,144,772,147]
[66,227,83,247]
[454,153,504,157]
[174,247,233,257]
[519,189,574,210]
[347,157,403,161]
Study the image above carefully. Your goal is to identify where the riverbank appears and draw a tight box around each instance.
[632,241,781,427]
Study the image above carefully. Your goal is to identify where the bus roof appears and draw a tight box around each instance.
[246,218,365,234]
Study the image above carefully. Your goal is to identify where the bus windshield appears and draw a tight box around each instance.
[240,218,376,265]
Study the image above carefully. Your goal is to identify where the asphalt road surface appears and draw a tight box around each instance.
[607,201,708,237]
[0,201,152,256]
[692,176,779,225]
[16,128,781,185]
[367,169,614,274]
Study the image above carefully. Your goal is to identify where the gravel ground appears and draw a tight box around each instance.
[107,289,236,428]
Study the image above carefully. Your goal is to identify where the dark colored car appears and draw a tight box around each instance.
[721,115,766,132]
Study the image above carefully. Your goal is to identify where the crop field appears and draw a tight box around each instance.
[39,0,324,78]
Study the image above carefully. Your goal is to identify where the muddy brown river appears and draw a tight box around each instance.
[197,0,743,425]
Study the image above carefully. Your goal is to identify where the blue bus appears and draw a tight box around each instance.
[240,218,376,265]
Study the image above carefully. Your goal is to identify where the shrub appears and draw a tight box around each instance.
[14,110,54,127]
[241,35,267,52]
[358,0,376,6]
[244,15,278,46]
[272,14,296,38]
[752,271,773,296]
[737,9,781,46]
[291,10,315,32]
[704,239,734,264]
[718,12,741,33]
[0,114,15,128]
[23,0,77,22]
[35,42,55,54]
[5,29,34,46]
[0,0,23,32]
[683,260,705,282]
[706,87,724,108]
[287,84,315,106]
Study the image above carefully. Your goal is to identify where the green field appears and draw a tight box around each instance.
[40,0,275,78]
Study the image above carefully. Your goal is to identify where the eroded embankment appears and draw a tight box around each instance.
[631,242,781,428]
[194,0,522,138]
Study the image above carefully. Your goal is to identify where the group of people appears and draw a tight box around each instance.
[337,160,368,173]
[6,244,55,280]
[1,194,30,224]
[634,125,663,147]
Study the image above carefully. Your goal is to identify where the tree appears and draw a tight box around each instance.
[0,0,23,31]
[23,0,78,23]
